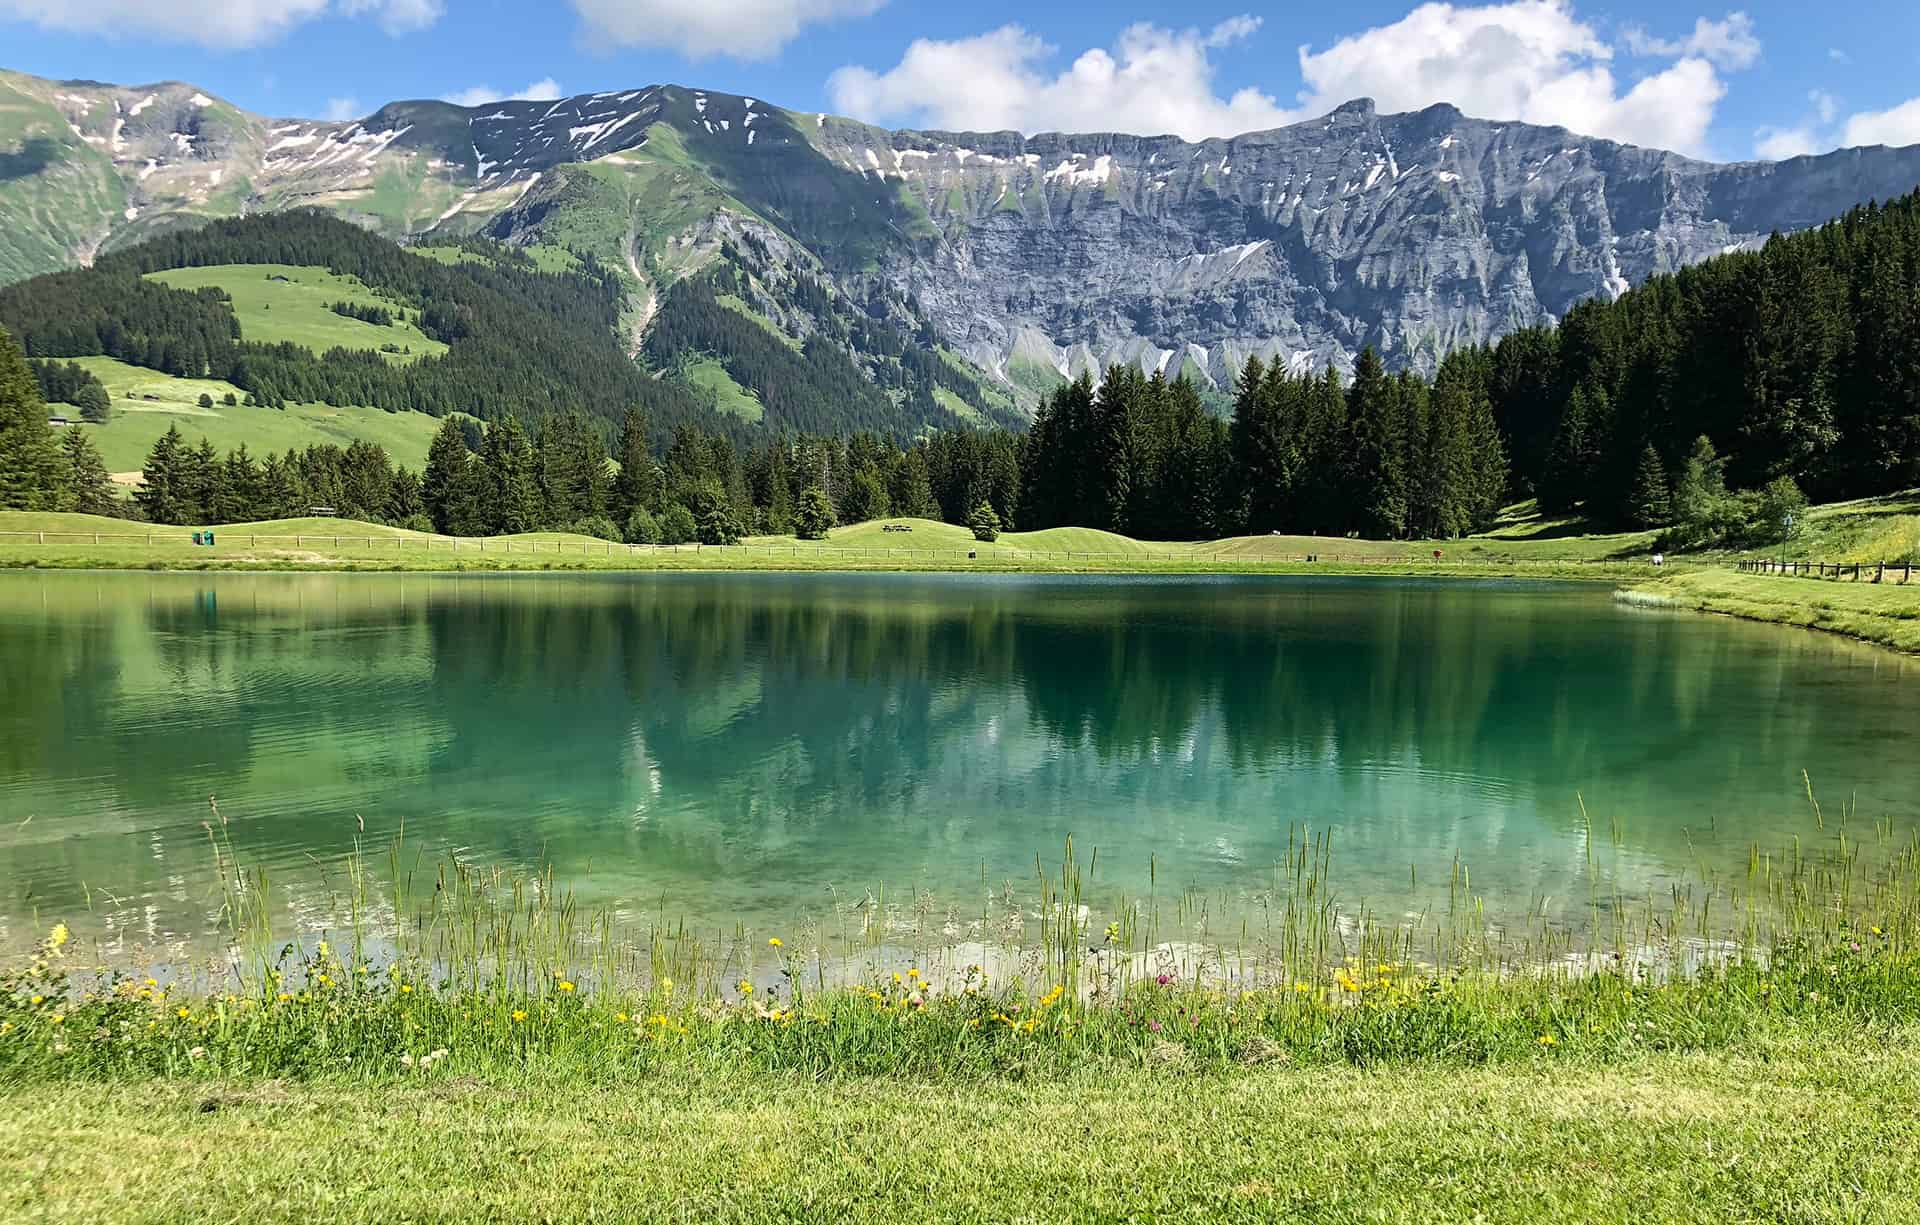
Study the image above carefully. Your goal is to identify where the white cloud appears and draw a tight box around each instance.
[324,96,361,121]
[828,2,1757,156]
[442,79,565,108]
[0,0,438,46]
[337,0,440,35]
[1753,125,1818,160]
[1842,97,1920,149]
[1289,1,1740,155]
[1827,48,1850,64]
[1752,89,1920,160]
[1622,12,1759,70]
[828,18,1291,141]
[570,0,886,61]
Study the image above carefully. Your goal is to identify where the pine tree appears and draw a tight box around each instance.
[1347,347,1408,538]
[216,444,261,523]
[75,380,111,424]
[611,407,659,521]
[61,428,116,515]
[887,449,936,519]
[842,467,890,524]
[691,484,743,545]
[795,486,837,540]
[184,438,222,523]
[1540,387,1597,515]
[136,425,190,524]
[1628,443,1671,527]
[968,502,1001,542]
[481,415,540,535]
[0,326,67,511]
[423,418,482,536]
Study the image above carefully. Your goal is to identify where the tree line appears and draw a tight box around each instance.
[1485,188,1920,526]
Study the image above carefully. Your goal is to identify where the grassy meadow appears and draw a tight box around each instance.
[144,263,448,363]
[49,356,449,475]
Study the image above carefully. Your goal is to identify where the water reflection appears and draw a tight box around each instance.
[1,571,1915,950]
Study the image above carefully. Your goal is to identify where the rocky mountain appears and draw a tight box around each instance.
[4,67,1920,411]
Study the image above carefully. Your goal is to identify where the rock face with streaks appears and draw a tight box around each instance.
[5,67,1920,402]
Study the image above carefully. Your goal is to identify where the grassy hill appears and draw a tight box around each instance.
[52,356,449,476]
[145,264,448,363]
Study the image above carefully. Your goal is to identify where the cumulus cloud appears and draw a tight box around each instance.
[1752,89,1920,160]
[1842,97,1920,149]
[324,96,361,121]
[1288,1,1742,155]
[0,0,438,46]
[1621,12,1759,70]
[828,18,1291,140]
[570,0,886,61]
[828,2,1759,155]
[338,0,442,35]
[442,79,565,108]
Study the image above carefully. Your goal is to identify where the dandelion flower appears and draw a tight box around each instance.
[176,1007,190,1019]
[29,996,43,1006]
[1537,1034,1557,1047]
[50,1014,64,1025]
[558,981,576,993]
[768,937,783,948]
[48,923,69,950]
[737,978,754,997]
[511,1009,528,1023]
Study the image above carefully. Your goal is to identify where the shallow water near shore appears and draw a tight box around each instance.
[1,570,1915,956]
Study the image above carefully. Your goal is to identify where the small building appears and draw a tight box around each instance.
[308,505,338,517]
[47,414,69,426]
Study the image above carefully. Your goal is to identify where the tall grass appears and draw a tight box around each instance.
[5,794,1919,1083]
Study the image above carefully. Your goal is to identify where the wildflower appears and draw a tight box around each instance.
[1870,925,1884,937]
[29,996,43,1006]
[558,981,576,993]
[1148,1020,1162,1033]
[176,1007,190,1019]
[1294,983,1311,993]
[737,978,754,997]
[188,1046,207,1061]
[401,1053,415,1068]
[661,978,673,994]
[48,923,70,950]
[768,938,783,948]
[1537,1034,1557,1047]
[512,1009,528,1023]
[400,984,413,994]
[50,1014,64,1025]
[615,1012,629,1024]
[144,978,157,988]
[1155,974,1172,987]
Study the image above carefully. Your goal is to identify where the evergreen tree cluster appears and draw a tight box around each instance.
[1490,189,1920,520]
[0,212,711,440]
[0,325,121,514]
[27,360,112,422]
[329,300,395,327]
[134,425,427,528]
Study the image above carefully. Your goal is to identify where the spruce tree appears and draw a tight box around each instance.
[136,425,189,524]
[795,486,837,540]
[887,449,936,520]
[1628,443,1671,528]
[423,418,482,536]
[481,415,540,535]
[611,408,658,521]
[0,326,67,511]
[1347,347,1408,539]
[61,429,115,515]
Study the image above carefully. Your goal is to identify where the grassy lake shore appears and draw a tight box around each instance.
[7,1029,1920,1223]
[1628,568,1920,654]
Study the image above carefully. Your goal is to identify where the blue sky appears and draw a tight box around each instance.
[2,1,1916,160]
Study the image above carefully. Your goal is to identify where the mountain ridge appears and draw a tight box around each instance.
[4,66,1920,410]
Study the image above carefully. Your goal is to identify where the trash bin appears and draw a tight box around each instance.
[192,531,204,546]
[205,532,216,547]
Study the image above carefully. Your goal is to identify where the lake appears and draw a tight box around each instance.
[1,570,1915,956]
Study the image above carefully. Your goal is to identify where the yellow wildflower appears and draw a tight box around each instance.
[176,1007,190,1019]
[768,937,783,948]
[615,1012,629,1023]
[400,984,413,994]
[511,1009,528,1023]
[1537,1034,1557,1047]
[29,996,43,1006]
[48,923,69,950]
[558,981,576,993]
[737,978,754,997]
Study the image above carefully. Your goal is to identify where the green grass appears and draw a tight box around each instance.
[49,357,449,474]
[681,356,764,422]
[1629,568,1920,654]
[930,385,986,426]
[146,264,448,363]
[4,1033,1918,1223]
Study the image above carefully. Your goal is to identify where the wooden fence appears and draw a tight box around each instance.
[1738,558,1916,584]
